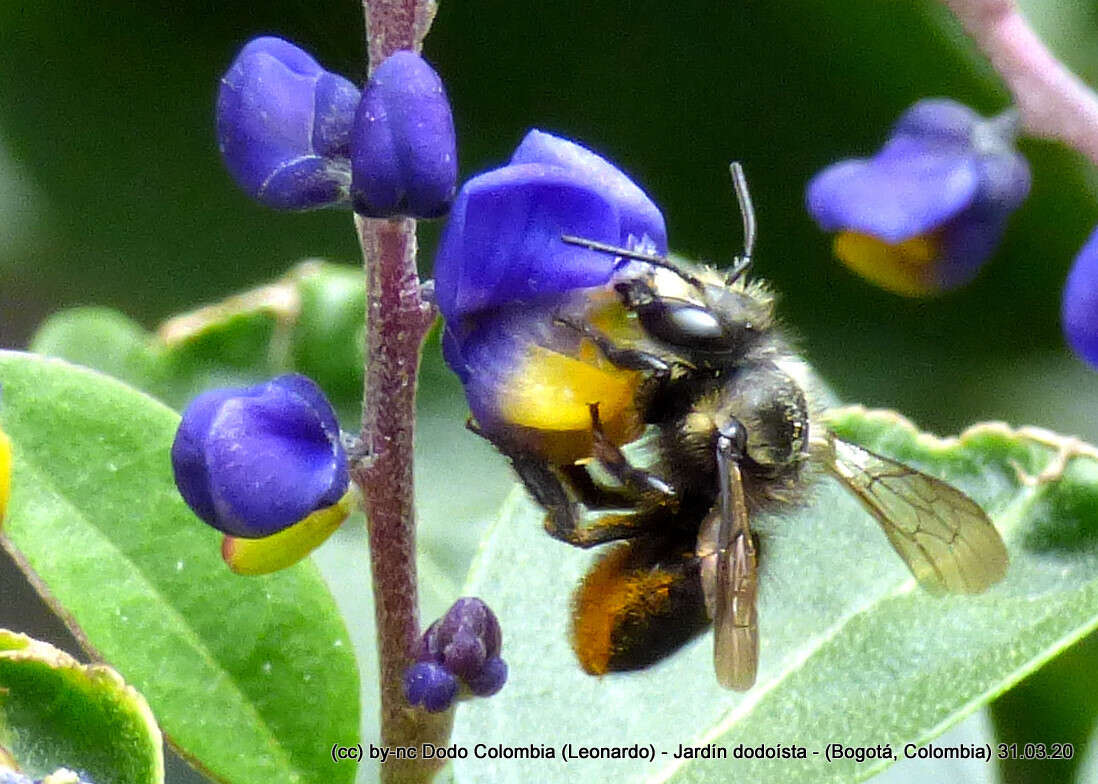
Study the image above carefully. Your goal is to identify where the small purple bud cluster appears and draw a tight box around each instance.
[404,598,507,713]
[217,37,456,217]
[171,373,348,539]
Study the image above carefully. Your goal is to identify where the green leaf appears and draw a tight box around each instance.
[452,407,1098,783]
[0,629,163,784]
[0,351,359,784]
[988,630,1098,784]
[29,262,366,422]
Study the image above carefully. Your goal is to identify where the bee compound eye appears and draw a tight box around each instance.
[640,301,730,350]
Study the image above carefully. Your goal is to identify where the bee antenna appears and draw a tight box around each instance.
[727,162,755,284]
[559,234,707,291]
[559,235,668,267]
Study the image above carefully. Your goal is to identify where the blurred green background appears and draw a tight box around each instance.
[2,1,1098,782]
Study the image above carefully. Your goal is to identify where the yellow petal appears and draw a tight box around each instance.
[499,343,641,431]
[222,490,354,575]
[834,231,942,297]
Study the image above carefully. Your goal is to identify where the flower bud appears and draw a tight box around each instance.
[405,597,507,712]
[217,37,359,210]
[351,51,457,219]
[171,374,348,538]
[403,661,459,714]
[806,98,1030,295]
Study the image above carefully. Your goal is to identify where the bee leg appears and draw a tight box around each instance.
[588,402,678,504]
[553,316,674,377]
[559,463,639,510]
[504,450,585,539]
[504,447,656,548]
[464,417,649,547]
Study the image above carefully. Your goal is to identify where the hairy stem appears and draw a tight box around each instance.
[363,0,438,70]
[353,216,446,784]
[353,2,446,782]
[940,0,1098,166]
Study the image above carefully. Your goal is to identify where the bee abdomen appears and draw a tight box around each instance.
[571,537,710,674]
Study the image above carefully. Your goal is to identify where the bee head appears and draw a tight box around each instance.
[612,267,773,365]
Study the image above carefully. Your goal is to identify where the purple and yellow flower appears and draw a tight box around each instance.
[351,51,458,219]
[404,598,507,713]
[806,98,1030,296]
[434,131,665,463]
[217,37,360,210]
[1062,226,1098,368]
[171,373,351,573]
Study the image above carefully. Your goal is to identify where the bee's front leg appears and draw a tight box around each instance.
[588,402,678,507]
[552,315,674,378]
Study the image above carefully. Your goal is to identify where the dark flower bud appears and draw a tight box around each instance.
[216,36,359,209]
[351,51,457,219]
[464,655,507,697]
[405,597,507,711]
[171,374,348,538]
[403,661,459,713]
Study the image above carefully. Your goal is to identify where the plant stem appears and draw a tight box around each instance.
[940,0,1098,166]
[353,216,447,784]
[353,2,446,782]
[363,0,438,70]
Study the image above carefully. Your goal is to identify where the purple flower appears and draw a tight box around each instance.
[404,597,507,712]
[806,98,1030,295]
[1063,226,1098,367]
[434,131,662,463]
[216,37,359,210]
[351,51,457,219]
[434,130,666,323]
[171,374,348,538]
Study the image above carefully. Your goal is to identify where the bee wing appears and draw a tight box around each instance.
[702,449,759,691]
[826,435,1008,594]
[712,526,759,691]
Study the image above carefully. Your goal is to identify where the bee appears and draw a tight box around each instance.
[464,164,1009,690]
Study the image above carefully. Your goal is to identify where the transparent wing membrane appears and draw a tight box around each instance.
[827,436,1008,594]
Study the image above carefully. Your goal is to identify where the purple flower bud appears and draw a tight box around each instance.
[434,130,666,323]
[217,37,360,210]
[1063,226,1098,367]
[806,98,1030,295]
[171,374,348,538]
[407,598,507,708]
[350,51,457,219]
[465,656,507,697]
[403,661,459,713]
